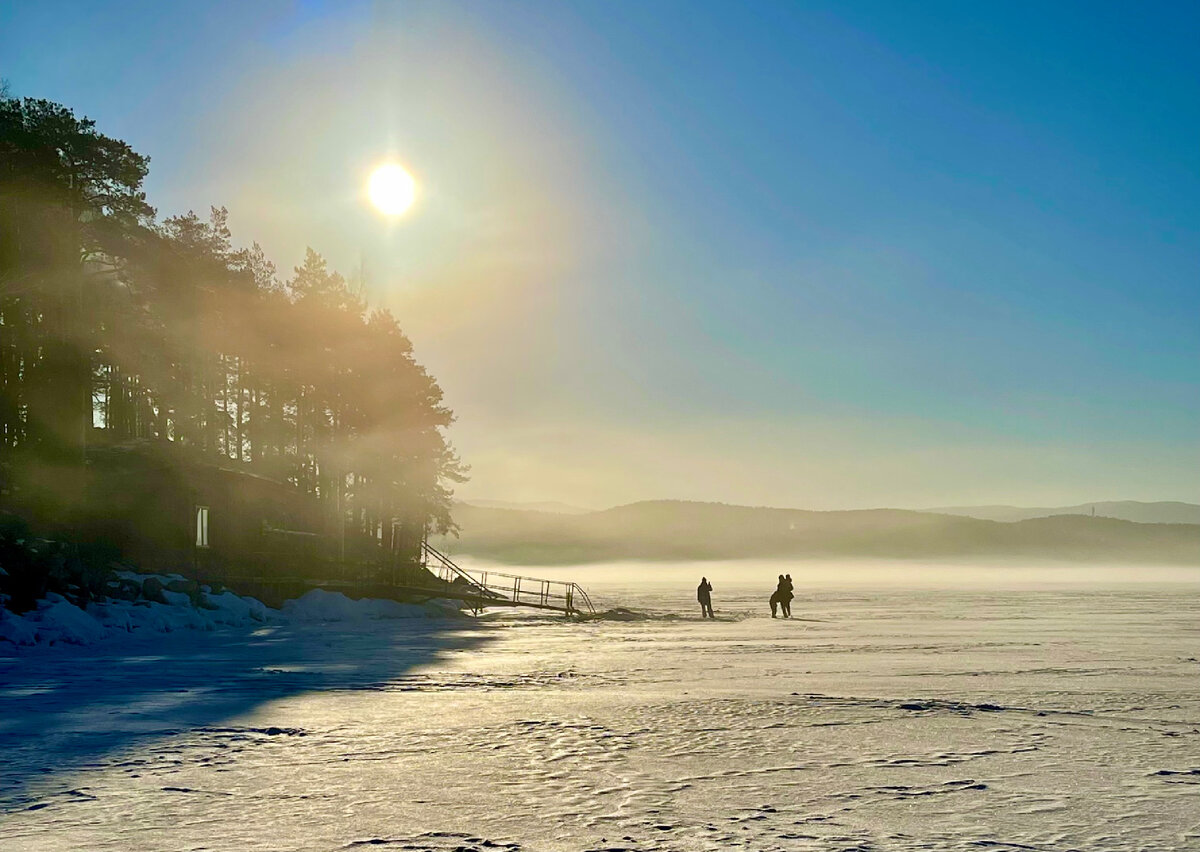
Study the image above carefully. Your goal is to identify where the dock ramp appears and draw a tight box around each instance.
[417,543,596,616]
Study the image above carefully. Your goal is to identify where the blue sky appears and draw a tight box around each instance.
[3,1,1198,508]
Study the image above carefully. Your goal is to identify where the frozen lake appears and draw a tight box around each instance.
[3,562,1199,850]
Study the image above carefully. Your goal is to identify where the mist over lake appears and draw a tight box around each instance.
[456,558,1200,595]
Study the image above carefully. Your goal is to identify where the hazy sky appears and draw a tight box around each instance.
[4,1,1198,510]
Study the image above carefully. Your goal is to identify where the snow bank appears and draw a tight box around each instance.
[0,575,274,649]
[160,589,192,607]
[1,574,457,650]
[0,605,38,646]
[282,588,453,622]
[28,596,109,645]
[207,590,269,625]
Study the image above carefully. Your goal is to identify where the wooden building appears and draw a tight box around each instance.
[82,439,425,589]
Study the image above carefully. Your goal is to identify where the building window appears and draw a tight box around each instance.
[195,505,210,548]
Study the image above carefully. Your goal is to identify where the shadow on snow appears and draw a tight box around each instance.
[0,616,491,811]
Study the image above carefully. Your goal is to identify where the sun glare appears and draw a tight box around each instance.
[367,162,417,216]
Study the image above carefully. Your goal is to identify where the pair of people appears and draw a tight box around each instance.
[769,574,793,618]
[697,575,796,619]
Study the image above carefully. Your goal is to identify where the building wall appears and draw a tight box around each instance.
[83,448,424,584]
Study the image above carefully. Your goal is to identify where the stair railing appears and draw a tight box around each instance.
[420,542,596,615]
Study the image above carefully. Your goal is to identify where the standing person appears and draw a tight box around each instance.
[697,577,714,619]
[770,574,786,618]
[780,573,794,618]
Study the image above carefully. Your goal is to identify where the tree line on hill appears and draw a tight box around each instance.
[0,93,465,546]
[434,500,1200,565]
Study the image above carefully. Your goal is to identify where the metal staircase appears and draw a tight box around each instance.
[418,542,596,616]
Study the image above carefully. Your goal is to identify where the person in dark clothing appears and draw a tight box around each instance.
[697,577,714,618]
[780,573,794,618]
[769,574,786,618]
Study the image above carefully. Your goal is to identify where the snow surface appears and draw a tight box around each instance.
[0,585,263,647]
[2,562,1199,851]
[0,581,454,650]
[0,604,38,646]
[283,587,455,622]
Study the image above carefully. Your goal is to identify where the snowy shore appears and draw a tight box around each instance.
[0,573,462,649]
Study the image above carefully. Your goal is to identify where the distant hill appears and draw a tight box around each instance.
[460,499,593,515]
[927,501,1200,525]
[433,499,1200,565]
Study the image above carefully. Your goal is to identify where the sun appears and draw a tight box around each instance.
[367,162,417,216]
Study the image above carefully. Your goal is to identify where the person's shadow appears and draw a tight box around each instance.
[0,615,490,811]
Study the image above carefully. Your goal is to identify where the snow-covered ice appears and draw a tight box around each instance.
[2,562,1199,850]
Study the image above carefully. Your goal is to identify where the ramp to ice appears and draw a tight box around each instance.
[406,543,596,616]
